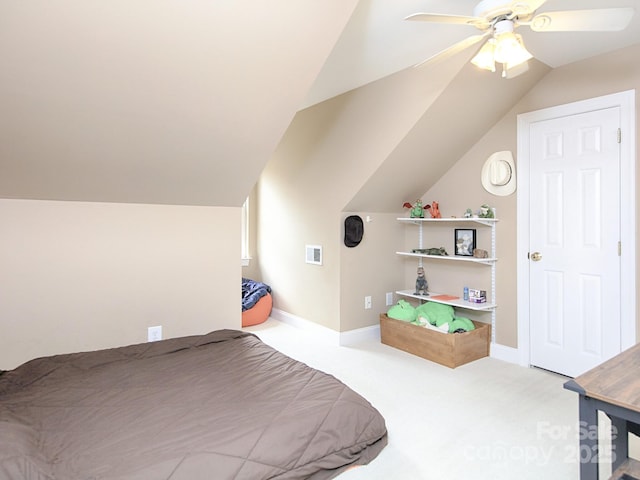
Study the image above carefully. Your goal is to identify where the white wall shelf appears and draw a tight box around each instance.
[395,251,497,265]
[397,217,498,227]
[395,289,496,311]
[395,217,498,342]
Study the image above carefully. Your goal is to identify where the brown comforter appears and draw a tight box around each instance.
[0,330,387,479]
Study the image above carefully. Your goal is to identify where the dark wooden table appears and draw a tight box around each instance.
[564,343,640,480]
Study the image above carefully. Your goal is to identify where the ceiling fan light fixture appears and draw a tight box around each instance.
[495,33,533,67]
[471,38,496,72]
[494,32,532,66]
[470,18,532,77]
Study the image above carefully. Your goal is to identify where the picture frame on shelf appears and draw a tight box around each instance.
[454,229,476,256]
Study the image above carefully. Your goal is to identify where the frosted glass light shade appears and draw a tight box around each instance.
[471,39,496,72]
[494,33,532,67]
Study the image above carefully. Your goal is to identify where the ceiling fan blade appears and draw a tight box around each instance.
[405,13,489,29]
[508,0,547,16]
[413,32,490,68]
[473,0,547,19]
[530,7,635,32]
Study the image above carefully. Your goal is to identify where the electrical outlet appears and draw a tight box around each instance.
[386,292,394,306]
[148,325,162,342]
[364,296,372,310]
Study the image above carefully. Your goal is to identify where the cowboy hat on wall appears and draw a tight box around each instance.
[481,151,516,196]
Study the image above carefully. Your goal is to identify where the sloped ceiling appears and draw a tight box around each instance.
[0,0,358,207]
[1,1,638,209]
[344,57,550,212]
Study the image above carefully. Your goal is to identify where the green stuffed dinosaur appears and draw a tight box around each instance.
[387,299,417,322]
[415,302,475,333]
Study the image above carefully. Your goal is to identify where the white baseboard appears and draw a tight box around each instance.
[339,325,381,346]
[271,309,521,364]
[270,309,380,346]
[270,309,340,344]
[490,342,520,364]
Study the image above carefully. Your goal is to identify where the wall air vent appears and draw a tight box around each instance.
[305,245,322,265]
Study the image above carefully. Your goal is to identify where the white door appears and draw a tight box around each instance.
[528,107,621,378]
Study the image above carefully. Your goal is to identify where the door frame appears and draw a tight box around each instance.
[516,90,636,368]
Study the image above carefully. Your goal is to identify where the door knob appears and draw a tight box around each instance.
[530,252,542,262]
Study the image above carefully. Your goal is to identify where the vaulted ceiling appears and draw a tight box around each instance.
[1,1,638,208]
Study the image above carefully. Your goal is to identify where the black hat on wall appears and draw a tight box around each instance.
[344,215,364,247]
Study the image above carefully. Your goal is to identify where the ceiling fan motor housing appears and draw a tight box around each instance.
[494,19,515,35]
[473,0,537,21]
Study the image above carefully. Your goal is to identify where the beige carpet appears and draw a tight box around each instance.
[245,318,637,480]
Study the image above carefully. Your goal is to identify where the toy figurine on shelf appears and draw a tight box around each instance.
[403,199,424,218]
[463,208,473,218]
[412,247,448,256]
[479,204,495,218]
[426,201,442,218]
[414,266,428,296]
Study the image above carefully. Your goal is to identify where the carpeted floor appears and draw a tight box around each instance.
[245,318,637,480]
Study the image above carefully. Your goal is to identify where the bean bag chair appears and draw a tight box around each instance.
[242,278,272,327]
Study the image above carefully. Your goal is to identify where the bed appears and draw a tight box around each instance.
[0,330,387,479]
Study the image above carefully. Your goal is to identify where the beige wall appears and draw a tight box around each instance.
[256,56,471,331]
[255,48,538,332]
[256,44,638,348]
[257,171,342,330]
[0,199,240,369]
[340,213,405,331]
[423,43,640,347]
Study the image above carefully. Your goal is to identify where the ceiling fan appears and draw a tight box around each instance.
[406,0,635,78]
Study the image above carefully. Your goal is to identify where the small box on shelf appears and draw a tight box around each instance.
[379,314,491,368]
[468,289,487,303]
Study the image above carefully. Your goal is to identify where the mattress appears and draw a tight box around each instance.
[0,330,387,479]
